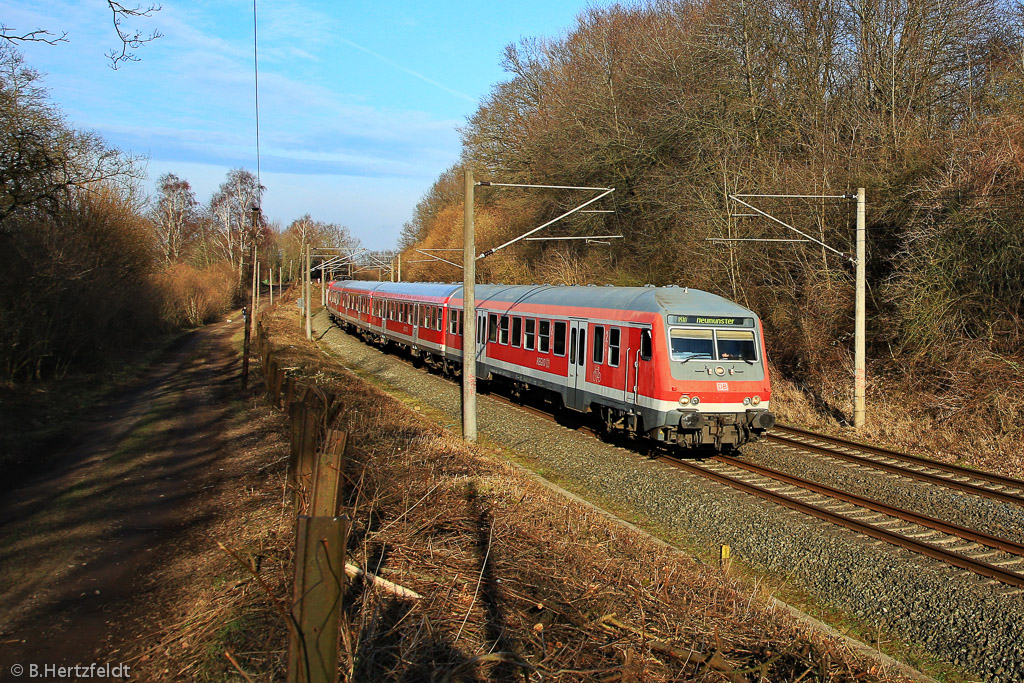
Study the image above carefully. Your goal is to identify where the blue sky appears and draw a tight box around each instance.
[2,1,588,249]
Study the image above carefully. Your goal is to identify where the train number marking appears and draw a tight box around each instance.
[536,357,550,369]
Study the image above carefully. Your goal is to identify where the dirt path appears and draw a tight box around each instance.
[0,319,244,678]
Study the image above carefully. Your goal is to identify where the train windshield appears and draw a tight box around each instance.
[717,330,757,361]
[669,329,714,360]
[669,328,758,362]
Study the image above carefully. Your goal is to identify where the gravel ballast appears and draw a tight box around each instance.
[316,312,1024,682]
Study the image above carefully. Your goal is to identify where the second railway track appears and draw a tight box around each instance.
[664,454,1024,590]
[769,424,1024,507]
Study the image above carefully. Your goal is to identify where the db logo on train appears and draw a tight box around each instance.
[717,382,729,391]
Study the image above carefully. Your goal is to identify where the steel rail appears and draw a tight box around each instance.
[657,456,1024,588]
[768,432,1024,507]
[774,423,1024,492]
[717,456,1024,556]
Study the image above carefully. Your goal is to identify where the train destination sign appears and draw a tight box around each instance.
[668,315,753,327]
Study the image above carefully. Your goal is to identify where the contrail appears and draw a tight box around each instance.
[340,37,477,103]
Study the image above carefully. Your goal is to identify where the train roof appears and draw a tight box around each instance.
[335,280,756,318]
[337,280,461,299]
[470,284,754,318]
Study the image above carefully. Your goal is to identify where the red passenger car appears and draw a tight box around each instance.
[327,280,774,451]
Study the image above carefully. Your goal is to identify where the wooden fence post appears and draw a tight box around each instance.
[311,430,347,518]
[284,376,296,410]
[273,367,285,409]
[288,515,348,683]
[297,393,323,513]
[289,389,307,509]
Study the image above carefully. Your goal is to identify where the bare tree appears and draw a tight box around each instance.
[150,173,200,264]
[0,45,142,225]
[207,168,263,286]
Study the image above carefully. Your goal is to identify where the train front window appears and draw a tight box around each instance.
[717,329,757,361]
[669,329,714,361]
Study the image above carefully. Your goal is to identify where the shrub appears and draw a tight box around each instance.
[157,262,236,328]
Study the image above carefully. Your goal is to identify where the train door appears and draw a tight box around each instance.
[476,312,488,377]
[412,303,419,345]
[632,326,654,404]
[567,319,587,408]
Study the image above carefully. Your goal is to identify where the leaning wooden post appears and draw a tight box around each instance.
[297,393,323,512]
[311,430,348,518]
[284,375,296,409]
[289,388,307,507]
[288,515,348,683]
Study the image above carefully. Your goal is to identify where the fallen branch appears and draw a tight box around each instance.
[598,615,744,683]
[345,562,422,600]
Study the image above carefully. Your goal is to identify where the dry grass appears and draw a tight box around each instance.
[769,359,1024,480]
[120,391,294,681]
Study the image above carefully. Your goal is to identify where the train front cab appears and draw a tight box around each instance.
[646,314,775,450]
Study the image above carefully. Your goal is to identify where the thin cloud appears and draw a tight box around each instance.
[339,37,476,103]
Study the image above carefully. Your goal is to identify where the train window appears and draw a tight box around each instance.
[479,314,487,343]
[488,314,498,342]
[525,319,536,350]
[569,328,577,364]
[717,329,757,361]
[436,307,443,331]
[553,321,566,356]
[538,320,550,353]
[577,329,586,366]
[593,326,604,364]
[499,315,510,344]
[450,309,458,334]
[511,317,522,348]
[670,329,714,361]
[641,329,652,361]
[609,327,621,367]
[458,310,464,336]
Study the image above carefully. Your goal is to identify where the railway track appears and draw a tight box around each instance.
[659,454,1024,589]
[769,424,1024,507]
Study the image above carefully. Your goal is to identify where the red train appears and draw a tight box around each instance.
[326,280,775,451]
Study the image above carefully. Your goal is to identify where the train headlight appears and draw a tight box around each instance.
[743,397,751,405]
[752,395,761,406]
[679,395,690,406]
[691,396,700,405]
[714,366,725,376]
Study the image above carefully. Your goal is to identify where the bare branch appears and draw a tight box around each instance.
[0,25,69,46]
[105,1,163,69]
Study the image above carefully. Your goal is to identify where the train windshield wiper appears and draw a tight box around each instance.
[679,353,712,363]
